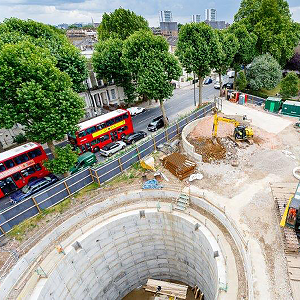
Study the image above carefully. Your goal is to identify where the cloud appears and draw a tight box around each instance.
[290,6,300,22]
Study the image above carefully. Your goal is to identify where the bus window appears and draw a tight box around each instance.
[12,172,22,181]
[115,116,122,123]
[4,159,15,169]
[106,119,114,127]
[21,167,35,177]
[14,153,29,165]
[78,131,86,138]
[86,126,97,135]
[91,139,100,146]
[35,163,42,171]
[28,148,42,159]
[123,113,129,119]
[0,163,5,172]
[117,126,128,132]
[100,135,109,142]
[96,123,105,130]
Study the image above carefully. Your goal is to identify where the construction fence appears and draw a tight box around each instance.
[0,103,215,236]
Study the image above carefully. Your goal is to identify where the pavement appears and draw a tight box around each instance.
[221,101,292,134]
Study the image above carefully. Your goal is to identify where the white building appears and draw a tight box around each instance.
[159,10,173,22]
[205,9,217,21]
[192,14,201,23]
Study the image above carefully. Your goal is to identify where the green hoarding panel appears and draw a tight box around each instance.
[281,100,300,117]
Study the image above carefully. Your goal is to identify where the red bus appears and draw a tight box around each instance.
[68,109,134,154]
[0,142,49,199]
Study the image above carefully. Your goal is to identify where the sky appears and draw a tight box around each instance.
[0,0,300,26]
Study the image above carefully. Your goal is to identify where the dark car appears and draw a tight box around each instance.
[147,116,165,132]
[123,131,147,144]
[225,82,234,89]
[203,78,212,85]
[10,174,59,204]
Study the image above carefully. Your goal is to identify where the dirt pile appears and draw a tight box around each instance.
[187,136,226,162]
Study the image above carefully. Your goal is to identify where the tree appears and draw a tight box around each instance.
[280,72,299,98]
[98,8,149,41]
[214,30,239,96]
[227,22,257,88]
[122,30,182,125]
[92,38,136,103]
[0,18,88,92]
[43,145,78,177]
[285,53,300,71]
[0,41,85,156]
[236,71,248,91]
[234,0,300,66]
[176,22,222,107]
[246,53,282,90]
[178,23,183,32]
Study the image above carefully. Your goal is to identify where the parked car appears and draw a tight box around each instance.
[99,141,126,157]
[10,174,59,204]
[214,82,220,89]
[225,82,234,89]
[227,70,235,78]
[147,116,165,131]
[70,152,97,174]
[203,78,212,85]
[127,107,146,116]
[123,131,147,144]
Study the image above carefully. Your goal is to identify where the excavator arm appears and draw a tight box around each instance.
[212,113,240,137]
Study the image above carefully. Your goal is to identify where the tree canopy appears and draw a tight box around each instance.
[122,30,182,125]
[246,53,282,90]
[43,145,78,177]
[0,18,88,92]
[214,30,239,95]
[0,41,85,154]
[280,72,299,98]
[234,0,300,66]
[92,38,136,103]
[98,8,149,41]
[236,71,248,91]
[176,22,221,106]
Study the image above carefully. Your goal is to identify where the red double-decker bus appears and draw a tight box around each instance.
[0,142,49,199]
[68,109,134,154]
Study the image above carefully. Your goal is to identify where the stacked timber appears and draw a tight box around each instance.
[144,279,188,299]
[162,153,196,180]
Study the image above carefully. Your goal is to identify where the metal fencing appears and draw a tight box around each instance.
[0,103,214,236]
[246,94,266,106]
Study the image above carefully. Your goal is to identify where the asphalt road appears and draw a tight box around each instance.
[0,82,218,212]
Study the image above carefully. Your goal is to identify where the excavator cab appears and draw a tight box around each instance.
[234,125,254,140]
[286,198,300,229]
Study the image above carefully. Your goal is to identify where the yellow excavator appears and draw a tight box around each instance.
[212,112,254,141]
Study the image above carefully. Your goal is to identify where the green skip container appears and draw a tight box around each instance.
[265,97,282,113]
[281,100,300,117]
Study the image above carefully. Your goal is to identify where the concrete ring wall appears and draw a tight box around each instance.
[182,118,203,161]
[35,210,223,300]
[0,188,252,300]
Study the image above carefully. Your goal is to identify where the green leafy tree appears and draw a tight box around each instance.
[98,8,149,41]
[280,72,299,98]
[0,18,88,92]
[176,22,222,107]
[122,30,182,125]
[236,71,248,91]
[0,41,85,156]
[214,30,239,96]
[234,0,300,66]
[227,22,257,88]
[246,53,282,90]
[43,145,78,177]
[92,38,136,103]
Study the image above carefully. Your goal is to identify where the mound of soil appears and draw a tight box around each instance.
[187,136,226,162]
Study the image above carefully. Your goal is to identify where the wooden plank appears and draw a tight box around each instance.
[290,281,300,300]
[145,279,188,299]
[287,256,300,267]
[289,267,300,280]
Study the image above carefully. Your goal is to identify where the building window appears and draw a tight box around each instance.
[111,89,116,100]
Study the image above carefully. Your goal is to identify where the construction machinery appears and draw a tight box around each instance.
[212,112,254,142]
[280,182,300,234]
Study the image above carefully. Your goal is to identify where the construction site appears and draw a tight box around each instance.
[1,98,300,300]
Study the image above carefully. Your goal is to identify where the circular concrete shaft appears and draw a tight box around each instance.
[35,210,224,300]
